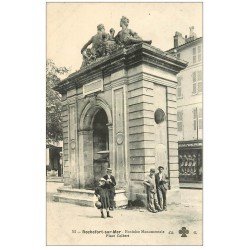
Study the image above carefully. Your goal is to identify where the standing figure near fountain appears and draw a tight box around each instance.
[115,16,152,46]
[103,166,116,210]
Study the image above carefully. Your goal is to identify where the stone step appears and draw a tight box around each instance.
[53,187,128,207]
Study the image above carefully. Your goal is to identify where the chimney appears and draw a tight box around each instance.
[189,26,197,40]
[174,32,186,48]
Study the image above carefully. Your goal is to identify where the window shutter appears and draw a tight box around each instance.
[197,71,202,93]
[198,108,203,129]
[198,45,202,61]
[177,77,181,86]
[193,108,197,130]
[177,87,182,97]
[193,47,197,63]
[197,70,202,81]
[177,111,183,132]
[198,82,202,93]
[193,71,197,82]
[177,77,182,98]
[192,72,197,94]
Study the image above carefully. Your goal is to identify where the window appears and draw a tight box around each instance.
[192,47,196,63]
[192,72,197,94]
[193,45,202,64]
[177,111,183,131]
[193,107,203,130]
[177,77,182,98]
[198,45,202,62]
[198,108,203,129]
[192,70,203,94]
[197,71,203,93]
[193,108,197,130]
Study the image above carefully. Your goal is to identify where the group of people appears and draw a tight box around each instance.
[94,167,116,219]
[94,165,169,218]
[143,166,169,213]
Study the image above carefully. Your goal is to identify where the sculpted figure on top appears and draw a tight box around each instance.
[115,16,152,46]
[80,17,152,68]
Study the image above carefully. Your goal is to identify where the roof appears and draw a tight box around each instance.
[166,37,203,54]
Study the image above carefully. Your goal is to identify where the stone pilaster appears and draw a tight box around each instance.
[112,86,127,188]
[82,129,93,187]
[166,87,179,189]
[78,130,85,188]
[107,123,114,170]
[127,73,155,200]
[68,96,78,188]
[61,101,70,186]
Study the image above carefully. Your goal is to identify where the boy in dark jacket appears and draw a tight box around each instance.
[103,167,116,210]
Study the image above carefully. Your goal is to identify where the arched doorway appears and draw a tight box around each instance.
[78,98,113,189]
[92,109,109,185]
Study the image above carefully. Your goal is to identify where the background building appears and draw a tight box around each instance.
[166,27,203,188]
[46,141,63,177]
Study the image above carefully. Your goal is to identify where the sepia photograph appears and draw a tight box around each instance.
[46,2,203,245]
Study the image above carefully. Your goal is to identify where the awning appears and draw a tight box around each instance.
[178,140,202,149]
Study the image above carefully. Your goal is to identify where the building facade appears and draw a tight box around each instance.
[53,43,187,206]
[167,28,203,186]
[46,141,63,177]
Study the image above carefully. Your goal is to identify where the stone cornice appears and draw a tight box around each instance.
[54,43,188,95]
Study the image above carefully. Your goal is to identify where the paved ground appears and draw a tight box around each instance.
[47,182,202,245]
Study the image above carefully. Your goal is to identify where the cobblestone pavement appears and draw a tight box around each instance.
[46,182,202,245]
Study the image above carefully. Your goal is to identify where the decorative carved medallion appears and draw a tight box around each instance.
[116,132,124,145]
[70,140,76,150]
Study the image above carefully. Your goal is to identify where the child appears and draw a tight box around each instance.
[94,178,112,219]
[103,167,116,210]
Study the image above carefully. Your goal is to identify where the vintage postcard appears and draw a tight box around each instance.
[46,2,203,245]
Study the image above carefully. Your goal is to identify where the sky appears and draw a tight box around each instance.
[47,2,202,76]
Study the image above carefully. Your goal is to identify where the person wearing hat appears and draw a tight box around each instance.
[94,178,112,219]
[103,166,116,210]
[143,168,162,213]
[155,166,169,211]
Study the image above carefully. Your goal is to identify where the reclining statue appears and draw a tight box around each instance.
[81,24,109,57]
[80,17,152,67]
[115,16,152,46]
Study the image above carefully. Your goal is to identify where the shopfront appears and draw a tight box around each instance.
[178,140,203,184]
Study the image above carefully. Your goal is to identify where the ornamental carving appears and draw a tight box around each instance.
[116,132,124,145]
[80,16,152,68]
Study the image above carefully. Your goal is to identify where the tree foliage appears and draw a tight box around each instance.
[46,59,69,143]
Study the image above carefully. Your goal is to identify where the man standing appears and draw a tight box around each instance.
[143,168,162,213]
[103,167,116,210]
[155,166,169,211]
